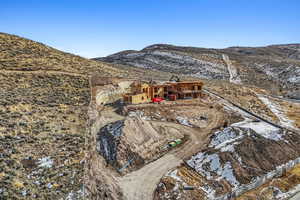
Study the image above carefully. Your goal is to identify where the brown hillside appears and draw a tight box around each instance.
[0,32,175,199]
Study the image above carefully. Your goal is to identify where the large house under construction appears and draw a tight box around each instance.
[123,80,203,104]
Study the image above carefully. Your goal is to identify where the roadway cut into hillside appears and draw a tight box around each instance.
[222,54,242,84]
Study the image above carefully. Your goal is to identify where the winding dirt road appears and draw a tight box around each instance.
[119,154,181,200]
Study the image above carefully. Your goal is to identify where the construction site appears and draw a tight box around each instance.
[86,76,300,200]
[123,76,203,104]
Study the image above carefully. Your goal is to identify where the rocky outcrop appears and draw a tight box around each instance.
[95,81,132,105]
[97,120,125,166]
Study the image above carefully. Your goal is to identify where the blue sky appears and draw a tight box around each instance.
[1,0,300,58]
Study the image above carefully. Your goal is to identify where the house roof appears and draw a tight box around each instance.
[152,81,203,87]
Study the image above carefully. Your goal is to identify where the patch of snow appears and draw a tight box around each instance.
[272,183,300,200]
[220,144,235,152]
[65,191,76,200]
[199,185,216,200]
[106,121,124,137]
[101,138,109,158]
[47,183,53,189]
[209,127,243,149]
[235,153,244,165]
[128,110,144,118]
[124,52,145,58]
[164,169,186,199]
[34,180,41,185]
[37,157,53,168]
[176,116,192,127]
[232,118,285,141]
[152,50,185,60]
[258,95,296,129]
[288,76,300,83]
[222,54,242,84]
[287,184,300,200]
[128,111,153,120]
[187,152,240,187]
[21,190,27,196]
[188,116,300,200]
[65,187,85,200]
[215,98,252,119]
[167,169,183,183]
[216,162,240,187]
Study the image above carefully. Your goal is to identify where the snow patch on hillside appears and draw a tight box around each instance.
[258,95,296,129]
[187,152,240,188]
[232,118,284,141]
[176,116,193,127]
[222,54,242,84]
[209,127,244,149]
[37,157,53,168]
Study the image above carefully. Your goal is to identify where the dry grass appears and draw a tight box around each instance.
[205,80,279,121]
[286,103,300,129]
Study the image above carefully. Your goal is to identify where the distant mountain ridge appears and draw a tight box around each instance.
[94,43,300,99]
